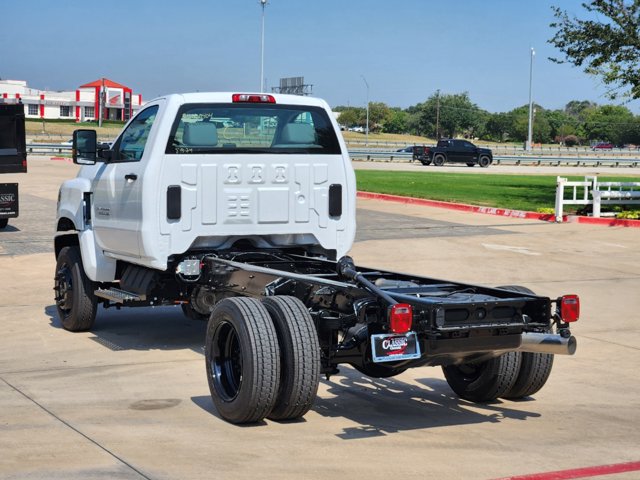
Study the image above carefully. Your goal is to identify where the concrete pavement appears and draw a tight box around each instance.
[1,157,639,479]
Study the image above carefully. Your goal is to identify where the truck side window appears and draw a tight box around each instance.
[115,105,159,162]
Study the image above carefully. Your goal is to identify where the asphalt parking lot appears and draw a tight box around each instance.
[1,157,639,480]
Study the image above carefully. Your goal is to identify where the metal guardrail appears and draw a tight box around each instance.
[25,143,640,168]
[348,150,640,167]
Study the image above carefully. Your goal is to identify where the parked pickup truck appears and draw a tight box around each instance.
[55,92,578,424]
[414,138,493,167]
[0,103,28,229]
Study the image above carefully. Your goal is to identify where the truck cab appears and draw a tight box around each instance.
[56,92,356,280]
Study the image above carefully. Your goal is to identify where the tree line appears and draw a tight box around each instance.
[334,93,640,146]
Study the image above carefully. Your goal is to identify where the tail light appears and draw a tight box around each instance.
[232,93,276,103]
[389,303,413,333]
[559,294,580,322]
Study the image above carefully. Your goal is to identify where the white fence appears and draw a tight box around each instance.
[555,176,640,222]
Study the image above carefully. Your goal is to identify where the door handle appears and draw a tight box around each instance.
[125,174,137,181]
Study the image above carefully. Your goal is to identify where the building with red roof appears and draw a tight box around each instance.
[0,77,143,122]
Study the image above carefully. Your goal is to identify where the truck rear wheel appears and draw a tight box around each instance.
[503,352,554,399]
[496,285,555,399]
[262,296,320,421]
[433,154,446,166]
[54,246,97,331]
[205,297,281,424]
[442,352,521,402]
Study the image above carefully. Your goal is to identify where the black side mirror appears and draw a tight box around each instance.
[72,129,98,165]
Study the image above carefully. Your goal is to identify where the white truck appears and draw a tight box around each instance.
[55,92,579,424]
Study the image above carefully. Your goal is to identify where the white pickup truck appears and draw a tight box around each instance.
[55,92,579,424]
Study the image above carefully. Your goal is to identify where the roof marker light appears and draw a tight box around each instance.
[232,94,276,103]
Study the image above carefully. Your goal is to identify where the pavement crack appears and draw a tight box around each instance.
[0,376,154,480]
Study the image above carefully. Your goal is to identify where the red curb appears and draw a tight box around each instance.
[493,460,640,480]
[357,191,640,228]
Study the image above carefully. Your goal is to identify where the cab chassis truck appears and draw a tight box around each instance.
[55,93,579,424]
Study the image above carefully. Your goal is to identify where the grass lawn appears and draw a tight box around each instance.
[355,170,640,213]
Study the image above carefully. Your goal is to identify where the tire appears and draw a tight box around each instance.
[205,297,281,424]
[54,246,97,331]
[503,351,554,399]
[442,352,521,402]
[479,155,491,168]
[497,285,554,399]
[262,296,320,421]
[433,154,446,166]
[0,218,8,229]
[466,162,475,167]
[420,159,432,166]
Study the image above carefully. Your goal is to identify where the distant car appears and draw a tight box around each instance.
[348,126,365,133]
[592,142,614,150]
[396,146,417,153]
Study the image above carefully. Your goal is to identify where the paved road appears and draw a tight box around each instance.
[1,157,639,479]
[353,158,640,176]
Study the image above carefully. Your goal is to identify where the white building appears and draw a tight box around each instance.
[0,78,143,122]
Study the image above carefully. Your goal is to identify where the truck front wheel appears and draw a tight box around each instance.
[205,297,281,424]
[479,155,491,168]
[262,296,320,421]
[442,352,521,402]
[54,246,97,331]
[433,154,446,166]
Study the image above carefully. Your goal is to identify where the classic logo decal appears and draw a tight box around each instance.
[381,336,409,355]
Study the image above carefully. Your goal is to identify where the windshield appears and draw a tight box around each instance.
[165,103,341,155]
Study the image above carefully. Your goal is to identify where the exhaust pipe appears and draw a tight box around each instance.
[518,332,577,355]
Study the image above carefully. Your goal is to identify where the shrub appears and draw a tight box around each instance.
[563,135,579,147]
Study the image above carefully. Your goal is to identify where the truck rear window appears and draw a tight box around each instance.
[165,103,341,155]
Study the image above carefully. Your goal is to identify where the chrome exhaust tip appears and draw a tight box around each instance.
[518,332,577,355]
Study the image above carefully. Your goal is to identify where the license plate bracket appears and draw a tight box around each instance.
[371,332,421,363]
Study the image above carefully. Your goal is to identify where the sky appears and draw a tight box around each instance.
[2,0,637,113]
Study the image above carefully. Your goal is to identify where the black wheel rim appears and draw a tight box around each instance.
[54,264,74,317]
[454,363,482,382]
[210,321,243,402]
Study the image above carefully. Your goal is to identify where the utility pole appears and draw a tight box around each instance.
[260,0,267,92]
[98,77,105,128]
[361,75,370,146]
[436,89,440,139]
[526,47,535,151]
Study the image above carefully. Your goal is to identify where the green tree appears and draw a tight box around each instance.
[549,1,640,100]
[582,104,636,144]
[484,112,514,142]
[414,92,484,138]
[334,107,363,127]
[367,102,391,132]
[383,109,408,134]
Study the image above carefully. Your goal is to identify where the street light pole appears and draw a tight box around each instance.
[361,75,369,146]
[260,0,267,92]
[526,47,535,151]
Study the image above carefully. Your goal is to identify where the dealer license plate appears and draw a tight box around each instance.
[371,332,421,363]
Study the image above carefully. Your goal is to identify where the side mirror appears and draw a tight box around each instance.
[72,129,98,165]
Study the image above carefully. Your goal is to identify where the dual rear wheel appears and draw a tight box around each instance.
[442,285,554,402]
[205,296,320,424]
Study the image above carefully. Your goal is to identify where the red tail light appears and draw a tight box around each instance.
[232,93,276,103]
[389,303,413,333]
[560,294,580,322]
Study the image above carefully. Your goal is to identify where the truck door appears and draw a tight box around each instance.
[459,140,477,163]
[92,105,159,258]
